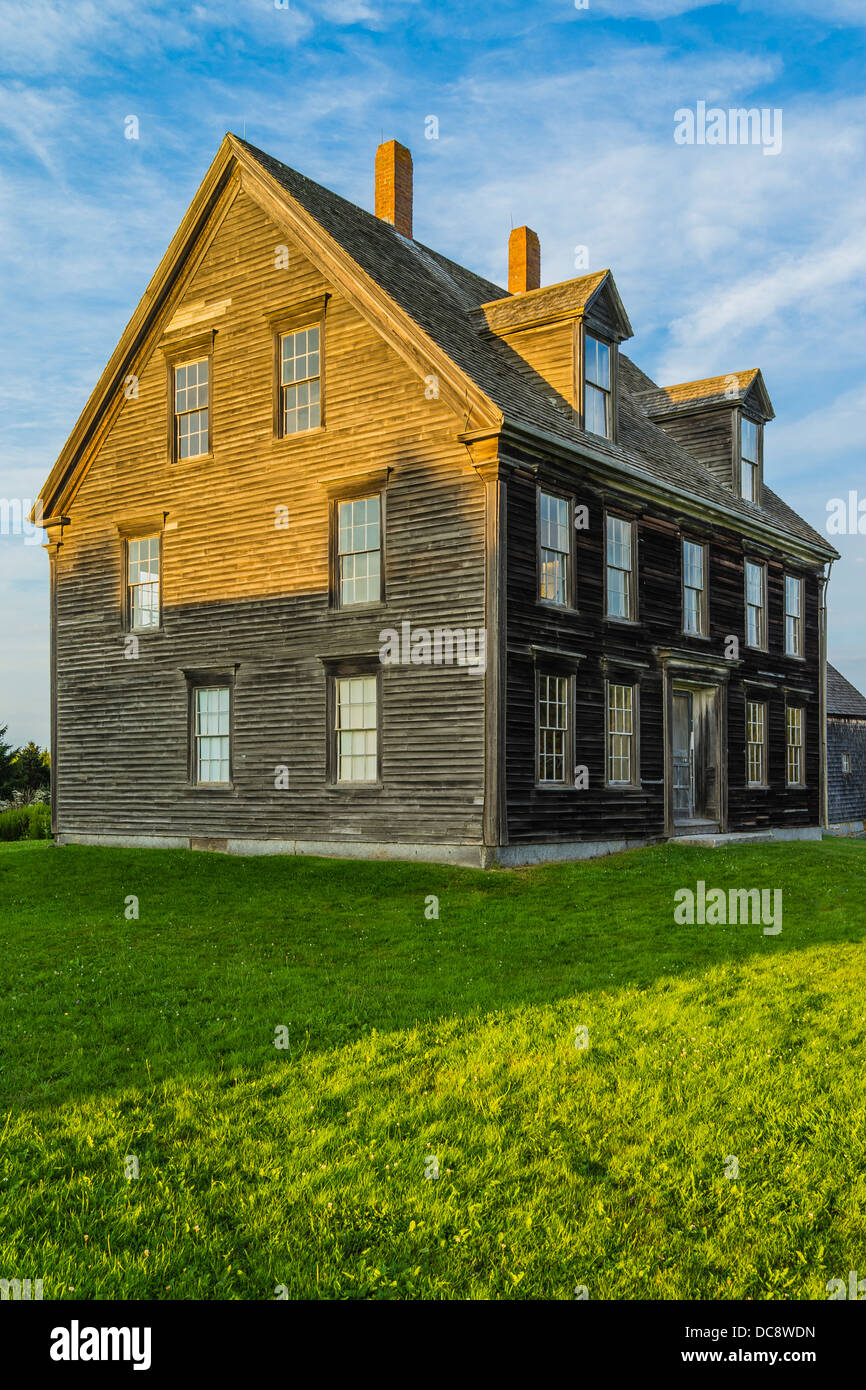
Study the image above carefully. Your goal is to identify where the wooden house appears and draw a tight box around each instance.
[36,136,839,866]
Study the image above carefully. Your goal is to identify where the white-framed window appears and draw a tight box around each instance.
[606,514,635,620]
[175,358,209,459]
[335,675,378,783]
[785,575,803,657]
[683,539,707,637]
[607,682,636,785]
[194,686,230,785]
[786,706,804,786]
[842,751,851,775]
[281,325,321,434]
[536,673,569,784]
[741,416,759,502]
[745,560,766,649]
[584,333,611,438]
[338,496,381,605]
[747,699,767,786]
[127,535,160,630]
[539,491,570,605]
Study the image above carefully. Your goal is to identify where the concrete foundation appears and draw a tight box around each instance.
[54,824,825,867]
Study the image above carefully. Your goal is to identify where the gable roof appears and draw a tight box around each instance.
[474,270,633,340]
[37,133,835,565]
[827,663,866,718]
[635,368,775,420]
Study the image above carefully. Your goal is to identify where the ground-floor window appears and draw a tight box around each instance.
[607,682,637,786]
[786,706,805,786]
[335,675,379,784]
[193,686,231,785]
[536,672,569,783]
[747,699,767,786]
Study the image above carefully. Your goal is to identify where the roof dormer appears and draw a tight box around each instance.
[634,369,774,504]
[472,256,633,443]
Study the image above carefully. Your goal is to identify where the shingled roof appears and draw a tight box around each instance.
[237,138,831,559]
[827,664,866,718]
[634,369,774,419]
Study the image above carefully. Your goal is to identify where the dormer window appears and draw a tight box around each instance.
[740,416,759,502]
[584,333,612,439]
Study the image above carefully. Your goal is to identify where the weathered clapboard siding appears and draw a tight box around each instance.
[496,322,575,409]
[654,406,734,490]
[53,189,487,844]
[502,445,821,845]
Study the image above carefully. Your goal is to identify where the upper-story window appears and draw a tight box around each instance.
[745,559,766,649]
[280,325,321,434]
[682,539,708,637]
[784,575,803,657]
[337,496,381,605]
[538,490,571,606]
[606,514,636,621]
[740,416,759,502]
[127,535,160,630]
[175,359,209,460]
[584,333,611,439]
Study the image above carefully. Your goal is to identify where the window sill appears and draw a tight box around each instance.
[172,452,214,466]
[605,783,643,792]
[681,631,711,642]
[536,599,578,614]
[604,615,640,627]
[274,426,326,444]
[747,783,770,791]
[188,783,235,793]
[328,601,386,616]
[784,653,807,663]
[327,781,384,792]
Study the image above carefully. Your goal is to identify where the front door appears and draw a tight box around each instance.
[672,692,695,822]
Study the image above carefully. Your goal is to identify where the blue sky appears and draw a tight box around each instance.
[2,0,866,745]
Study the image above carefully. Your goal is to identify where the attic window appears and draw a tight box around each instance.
[584,334,611,439]
[740,417,759,502]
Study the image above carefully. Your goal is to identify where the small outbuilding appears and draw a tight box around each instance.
[826,663,866,834]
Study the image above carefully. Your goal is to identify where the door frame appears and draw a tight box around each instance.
[656,648,733,838]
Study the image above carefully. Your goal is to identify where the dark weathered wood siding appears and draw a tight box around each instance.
[503,449,821,844]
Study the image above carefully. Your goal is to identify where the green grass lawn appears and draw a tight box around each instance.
[1,837,864,1300]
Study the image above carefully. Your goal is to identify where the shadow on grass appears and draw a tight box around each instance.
[1,839,864,1111]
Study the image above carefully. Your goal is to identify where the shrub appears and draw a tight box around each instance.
[0,803,52,841]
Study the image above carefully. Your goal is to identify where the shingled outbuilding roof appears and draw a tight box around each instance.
[827,664,866,718]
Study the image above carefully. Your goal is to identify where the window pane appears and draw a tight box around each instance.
[607,684,634,784]
[741,417,758,464]
[336,676,378,782]
[606,516,633,619]
[537,674,568,783]
[683,541,705,635]
[128,536,160,629]
[338,496,381,605]
[585,383,609,437]
[585,334,610,390]
[747,700,766,785]
[539,492,569,604]
[281,325,321,434]
[195,686,230,783]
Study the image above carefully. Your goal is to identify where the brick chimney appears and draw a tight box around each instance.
[508,226,541,294]
[375,140,413,238]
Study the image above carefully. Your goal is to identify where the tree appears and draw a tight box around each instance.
[14,741,50,799]
[0,725,17,800]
